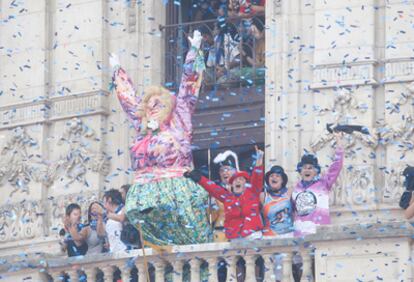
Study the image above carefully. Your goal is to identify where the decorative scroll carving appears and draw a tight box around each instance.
[385,86,414,114]
[383,166,405,203]
[331,166,373,206]
[377,115,414,159]
[311,128,377,159]
[312,88,369,133]
[49,118,110,187]
[0,127,51,194]
[0,200,43,242]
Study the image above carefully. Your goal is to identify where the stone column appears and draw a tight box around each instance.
[262,254,274,281]
[171,260,184,282]
[206,257,218,282]
[65,269,78,282]
[189,258,202,282]
[282,253,294,281]
[153,261,165,281]
[83,267,97,282]
[300,249,314,282]
[245,255,257,281]
[101,266,114,282]
[226,257,238,282]
[136,262,148,282]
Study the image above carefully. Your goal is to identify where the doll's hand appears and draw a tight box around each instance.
[109,53,121,69]
[188,30,203,49]
[184,170,202,183]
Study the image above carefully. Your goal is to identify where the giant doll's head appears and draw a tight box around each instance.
[138,86,175,133]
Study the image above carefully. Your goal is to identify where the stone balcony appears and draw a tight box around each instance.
[1,222,412,282]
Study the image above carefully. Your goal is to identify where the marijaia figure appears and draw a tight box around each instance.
[110,30,211,245]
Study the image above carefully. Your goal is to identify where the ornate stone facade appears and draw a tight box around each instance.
[0,2,413,280]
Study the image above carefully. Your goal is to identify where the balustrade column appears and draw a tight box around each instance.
[120,263,132,282]
[83,267,97,282]
[282,253,294,281]
[206,258,218,282]
[226,257,238,282]
[189,258,202,282]
[66,269,79,282]
[49,271,64,282]
[136,262,148,282]
[171,260,184,282]
[300,250,314,282]
[101,266,114,282]
[153,261,165,281]
[245,256,256,281]
[262,254,274,281]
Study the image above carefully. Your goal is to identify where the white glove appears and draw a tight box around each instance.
[109,53,121,69]
[188,30,202,50]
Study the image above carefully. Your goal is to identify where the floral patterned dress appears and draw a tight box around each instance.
[112,47,211,245]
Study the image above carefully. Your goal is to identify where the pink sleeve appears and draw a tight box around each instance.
[112,67,142,132]
[250,165,264,195]
[322,147,344,190]
[173,48,204,133]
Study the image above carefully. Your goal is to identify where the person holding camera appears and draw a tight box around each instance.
[399,166,414,219]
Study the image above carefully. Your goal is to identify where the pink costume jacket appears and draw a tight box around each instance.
[112,48,203,184]
[292,147,344,237]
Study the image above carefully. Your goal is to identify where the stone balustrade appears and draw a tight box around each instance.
[0,222,413,282]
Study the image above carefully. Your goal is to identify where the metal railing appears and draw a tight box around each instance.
[161,15,265,91]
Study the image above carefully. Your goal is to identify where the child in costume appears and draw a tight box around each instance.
[261,165,294,238]
[185,147,264,240]
[110,30,211,245]
[211,150,238,242]
[292,132,344,237]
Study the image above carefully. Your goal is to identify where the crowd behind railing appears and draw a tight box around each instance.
[164,0,265,89]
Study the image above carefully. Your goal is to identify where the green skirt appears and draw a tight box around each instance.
[125,176,212,245]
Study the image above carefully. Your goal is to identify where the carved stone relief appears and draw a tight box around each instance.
[0,120,109,242]
[0,127,51,194]
[314,88,368,123]
[331,166,373,206]
[0,200,43,242]
[49,118,110,188]
[383,166,405,204]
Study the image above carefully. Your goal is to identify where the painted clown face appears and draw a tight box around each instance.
[300,164,318,182]
[232,176,247,194]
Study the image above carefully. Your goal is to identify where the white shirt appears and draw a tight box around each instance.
[105,208,125,253]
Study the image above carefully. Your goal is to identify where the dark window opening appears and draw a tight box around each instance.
[163,0,266,172]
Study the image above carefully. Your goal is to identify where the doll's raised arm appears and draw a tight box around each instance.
[110,54,143,132]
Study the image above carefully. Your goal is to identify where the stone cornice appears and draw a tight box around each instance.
[0,91,109,129]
